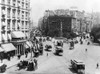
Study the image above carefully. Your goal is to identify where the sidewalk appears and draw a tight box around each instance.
[3,41,54,71]
[5,42,46,69]
[2,53,31,69]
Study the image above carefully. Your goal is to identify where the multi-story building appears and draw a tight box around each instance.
[0,0,32,58]
[70,10,85,33]
[40,9,78,38]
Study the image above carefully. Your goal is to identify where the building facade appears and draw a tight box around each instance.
[42,9,86,36]
[0,0,32,58]
[40,9,79,38]
[70,10,85,33]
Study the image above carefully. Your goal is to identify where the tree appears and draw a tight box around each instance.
[90,24,100,42]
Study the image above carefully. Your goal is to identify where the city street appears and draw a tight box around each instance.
[0,0,100,74]
[3,37,100,74]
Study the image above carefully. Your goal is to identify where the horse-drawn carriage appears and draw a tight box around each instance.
[0,63,7,73]
[17,59,37,71]
[17,60,28,70]
[45,45,52,51]
[55,41,63,55]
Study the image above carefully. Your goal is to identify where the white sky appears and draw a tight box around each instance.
[30,0,100,23]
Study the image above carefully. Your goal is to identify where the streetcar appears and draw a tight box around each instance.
[69,41,74,49]
[55,41,63,55]
[70,59,85,74]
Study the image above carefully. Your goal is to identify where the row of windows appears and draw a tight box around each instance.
[3,21,29,30]
[2,9,29,20]
[2,0,29,4]
[1,6,29,14]
[1,0,30,9]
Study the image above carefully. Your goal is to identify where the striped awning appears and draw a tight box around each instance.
[11,31,25,38]
[1,43,16,52]
[24,43,29,49]
[26,41,33,48]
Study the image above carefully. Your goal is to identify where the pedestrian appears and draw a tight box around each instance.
[47,53,48,56]
[87,42,90,45]
[34,59,37,70]
[96,63,99,69]
[25,53,28,58]
[85,49,87,52]
[80,40,83,44]
[18,54,21,60]
[0,54,3,63]
[1,57,3,63]
[8,54,10,61]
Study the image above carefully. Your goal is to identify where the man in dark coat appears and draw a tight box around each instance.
[18,54,21,60]
[97,63,99,69]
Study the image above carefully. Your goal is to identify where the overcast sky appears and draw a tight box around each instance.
[30,0,100,24]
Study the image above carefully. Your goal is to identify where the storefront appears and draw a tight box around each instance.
[1,43,16,59]
[11,31,26,56]
[13,40,26,55]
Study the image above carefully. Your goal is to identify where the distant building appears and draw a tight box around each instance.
[70,10,85,33]
[43,9,85,33]
[92,12,100,26]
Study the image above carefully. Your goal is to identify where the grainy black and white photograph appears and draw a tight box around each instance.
[0,0,100,74]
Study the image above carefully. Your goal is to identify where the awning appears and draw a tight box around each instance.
[24,43,29,49]
[26,41,33,48]
[7,34,12,40]
[11,31,25,38]
[0,47,4,52]
[29,41,33,47]
[2,34,7,41]
[26,41,31,47]
[1,43,16,52]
